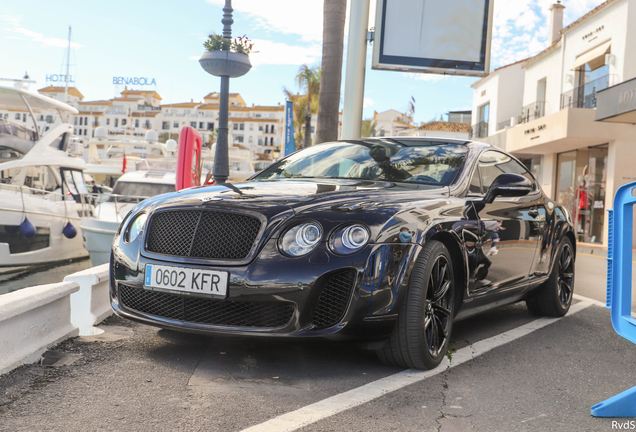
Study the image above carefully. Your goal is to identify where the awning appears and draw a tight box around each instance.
[572,40,611,71]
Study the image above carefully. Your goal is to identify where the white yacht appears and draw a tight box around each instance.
[83,127,175,187]
[0,84,90,272]
[80,166,176,266]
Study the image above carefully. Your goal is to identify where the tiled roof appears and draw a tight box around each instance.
[560,0,617,34]
[78,100,112,106]
[111,97,141,102]
[417,121,470,133]
[37,85,84,99]
[131,112,161,117]
[160,102,200,108]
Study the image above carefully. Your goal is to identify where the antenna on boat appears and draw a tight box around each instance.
[65,26,71,103]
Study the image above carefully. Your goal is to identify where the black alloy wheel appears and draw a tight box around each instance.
[557,242,574,309]
[424,255,453,358]
[376,240,455,370]
[526,237,575,317]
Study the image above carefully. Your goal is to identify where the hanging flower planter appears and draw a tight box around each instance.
[199,50,252,78]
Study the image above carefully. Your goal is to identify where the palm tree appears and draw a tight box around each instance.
[295,65,321,149]
[361,119,377,137]
[315,0,346,145]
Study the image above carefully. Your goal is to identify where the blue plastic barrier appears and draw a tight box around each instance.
[591,181,636,417]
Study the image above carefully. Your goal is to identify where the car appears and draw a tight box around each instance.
[110,137,576,370]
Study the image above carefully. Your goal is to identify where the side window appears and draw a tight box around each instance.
[468,166,482,195]
[479,151,537,191]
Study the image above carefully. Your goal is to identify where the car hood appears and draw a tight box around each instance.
[152,178,450,213]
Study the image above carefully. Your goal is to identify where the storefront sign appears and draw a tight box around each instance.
[596,77,636,123]
[582,25,604,42]
[524,125,546,135]
[46,74,75,83]
[112,77,157,86]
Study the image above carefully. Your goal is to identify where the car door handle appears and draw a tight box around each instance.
[528,208,539,217]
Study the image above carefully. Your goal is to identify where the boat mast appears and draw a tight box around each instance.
[65,26,71,103]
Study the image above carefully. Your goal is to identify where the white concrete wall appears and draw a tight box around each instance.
[496,64,526,126]
[64,263,111,336]
[0,282,79,375]
[523,48,562,116]
[0,264,114,376]
[471,73,498,132]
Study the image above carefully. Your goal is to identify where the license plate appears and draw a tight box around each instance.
[144,264,228,297]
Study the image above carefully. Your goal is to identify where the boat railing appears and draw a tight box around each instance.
[0,183,94,219]
[90,193,147,222]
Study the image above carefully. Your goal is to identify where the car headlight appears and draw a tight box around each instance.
[279,222,322,256]
[331,224,370,255]
[125,213,148,243]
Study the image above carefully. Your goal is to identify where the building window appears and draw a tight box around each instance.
[115,119,119,127]
[122,119,127,126]
[259,125,263,131]
[199,122,204,129]
[271,124,275,132]
[236,136,244,143]
[173,122,178,128]
[39,115,43,121]
[233,123,238,130]
[270,137,275,146]
[74,117,78,125]
[144,120,150,128]
[265,125,269,133]
[106,118,110,125]
[207,122,214,131]
[46,115,53,123]
[15,113,20,120]
[162,122,169,130]
[258,138,263,146]
[310,126,314,133]
[190,122,196,128]
[239,123,244,131]
[84,117,88,125]
[135,119,140,127]
[79,117,83,126]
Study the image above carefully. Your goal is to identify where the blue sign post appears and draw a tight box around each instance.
[284,100,296,157]
[592,181,636,417]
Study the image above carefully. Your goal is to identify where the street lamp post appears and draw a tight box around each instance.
[199,0,251,183]
[214,0,234,184]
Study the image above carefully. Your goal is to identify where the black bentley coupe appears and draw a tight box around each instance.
[110,138,576,370]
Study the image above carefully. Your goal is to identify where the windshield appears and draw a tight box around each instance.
[255,141,468,186]
[110,181,175,202]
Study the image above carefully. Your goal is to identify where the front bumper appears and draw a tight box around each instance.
[111,237,420,340]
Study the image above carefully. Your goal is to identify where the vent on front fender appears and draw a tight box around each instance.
[312,270,356,329]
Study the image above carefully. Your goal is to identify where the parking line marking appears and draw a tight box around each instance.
[240,300,594,432]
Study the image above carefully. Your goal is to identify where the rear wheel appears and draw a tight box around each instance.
[376,240,455,370]
[526,237,574,317]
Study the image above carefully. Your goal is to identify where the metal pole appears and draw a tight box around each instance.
[65,26,71,103]
[341,0,370,140]
[213,0,233,184]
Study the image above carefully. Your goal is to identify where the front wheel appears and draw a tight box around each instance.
[526,237,575,317]
[376,240,455,370]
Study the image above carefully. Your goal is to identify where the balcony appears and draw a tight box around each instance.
[560,74,614,110]
[469,121,488,139]
[520,101,547,124]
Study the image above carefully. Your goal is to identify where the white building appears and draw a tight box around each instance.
[372,109,414,137]
[0,86,286,170]
[471,0,636,247]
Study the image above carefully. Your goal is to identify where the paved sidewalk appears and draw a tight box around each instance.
[0,299,634,432]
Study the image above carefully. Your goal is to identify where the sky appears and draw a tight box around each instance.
[0,0,607,125]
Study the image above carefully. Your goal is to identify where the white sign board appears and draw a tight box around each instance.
[372,0,494,77]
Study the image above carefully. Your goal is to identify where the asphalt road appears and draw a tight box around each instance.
[0,252,633,432]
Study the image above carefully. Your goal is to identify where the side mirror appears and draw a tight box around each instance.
[484,173,533,204]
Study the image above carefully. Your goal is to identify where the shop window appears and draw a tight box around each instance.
[556,145,608,244]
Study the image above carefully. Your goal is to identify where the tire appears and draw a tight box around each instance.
[526,237,575,317]
[376,240,455,370]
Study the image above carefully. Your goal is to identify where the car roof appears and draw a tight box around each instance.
[344,136,493,150]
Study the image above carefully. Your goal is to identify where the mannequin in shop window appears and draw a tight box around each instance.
[575,175,591,234]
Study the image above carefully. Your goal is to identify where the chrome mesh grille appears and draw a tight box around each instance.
[146,210,261,260]
[312,270,356,329]
[119,284,295,328]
